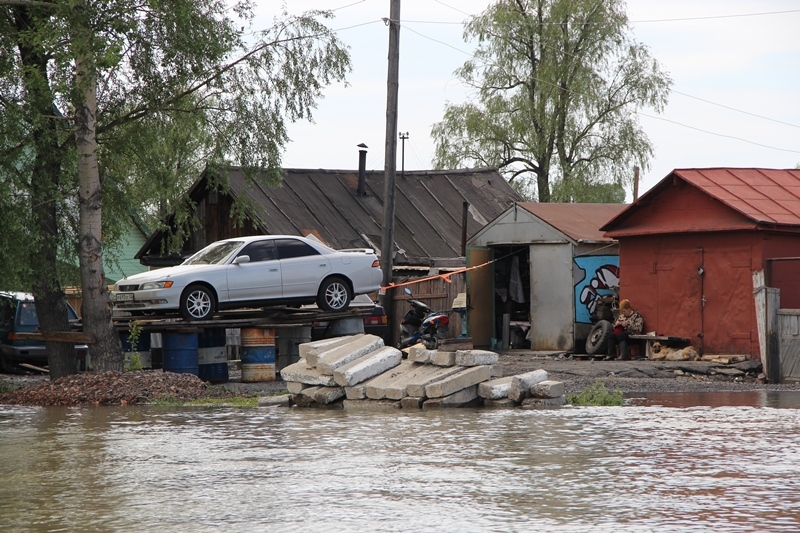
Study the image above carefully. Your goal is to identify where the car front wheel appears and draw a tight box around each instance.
[180,284,216,320]
[317,277,351,312]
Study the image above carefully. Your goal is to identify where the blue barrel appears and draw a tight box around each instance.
[240,327,276,382]
[162,332,199,376]
[198,329,229,383]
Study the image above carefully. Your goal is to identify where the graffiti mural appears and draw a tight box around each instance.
[574,256,619,324]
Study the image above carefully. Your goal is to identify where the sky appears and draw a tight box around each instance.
[252,1,800,200]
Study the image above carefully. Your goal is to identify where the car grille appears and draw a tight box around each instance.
[117,284,139,291]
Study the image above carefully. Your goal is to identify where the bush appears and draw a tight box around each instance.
[567,379,625,406]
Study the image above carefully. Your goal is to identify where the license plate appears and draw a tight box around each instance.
[116,293,134,302]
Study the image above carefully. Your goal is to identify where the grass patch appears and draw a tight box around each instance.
[567,379,625,406]
[149,395,262,408]
[0,381,18,395]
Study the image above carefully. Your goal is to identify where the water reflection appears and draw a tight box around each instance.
[2,395,800,532]
[629,390,800,409]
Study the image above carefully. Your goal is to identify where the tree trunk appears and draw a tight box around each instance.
[13,5,76,380]
[74,46,124,372]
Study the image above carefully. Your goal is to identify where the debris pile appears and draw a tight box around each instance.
[280,335,566,410]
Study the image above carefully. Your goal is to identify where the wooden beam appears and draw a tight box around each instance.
[13,331,96,343]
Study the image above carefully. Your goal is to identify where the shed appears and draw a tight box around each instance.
[601,168,800,358]
[467,202,627,351]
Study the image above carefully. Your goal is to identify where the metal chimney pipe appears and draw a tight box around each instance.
[357,143,368,195]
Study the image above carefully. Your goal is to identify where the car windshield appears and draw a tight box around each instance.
[182,241,243,266]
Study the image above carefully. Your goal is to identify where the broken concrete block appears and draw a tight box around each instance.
[316,335,385,375]
[455,350,499,366]
[333,346,403,387]
[478,376,514,399]
[342,399,401,411]
[280,360,337,387]
[423,385,480,409]
[508,369,548,403]
[405,365,465,397]
[431,351,457,366]
[407,344,435,364]
[520,396,566,409]
[400,396,425,409]
[530,380,565,399]
[425,366,491,398]
[300,335,361,363]
[313,386,345,404]
[365,360,417,399]
[293,386,321,407]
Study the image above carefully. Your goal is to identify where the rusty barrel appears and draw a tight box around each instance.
[198,328,229,383]
[240,327,276,382]
[162,332,199,376]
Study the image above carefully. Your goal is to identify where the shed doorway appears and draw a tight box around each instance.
[491,245,531,349]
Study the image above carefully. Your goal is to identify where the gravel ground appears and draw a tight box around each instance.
[1,350,797,406]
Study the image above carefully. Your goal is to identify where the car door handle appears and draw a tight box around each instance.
[269,268,278,272]
[320,264,327,267]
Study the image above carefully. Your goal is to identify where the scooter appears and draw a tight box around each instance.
[397,288,450,350]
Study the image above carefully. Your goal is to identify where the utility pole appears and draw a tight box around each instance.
[399,132,409,179]
[381,0,401,345]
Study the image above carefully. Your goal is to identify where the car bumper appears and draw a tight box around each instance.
[1,344,89,365]
[112,287,182,312]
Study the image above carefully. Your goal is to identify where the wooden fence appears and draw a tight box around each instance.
[388,273,467,345]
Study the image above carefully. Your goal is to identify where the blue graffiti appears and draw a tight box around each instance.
[574,256,619,324]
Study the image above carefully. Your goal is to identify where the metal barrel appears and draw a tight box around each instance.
[162,332,199,376]
[277,326,312,371]
[240,327,276,382]
[197,328,229,384]
[119,330,153,369]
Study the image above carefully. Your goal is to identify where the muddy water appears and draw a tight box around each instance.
[2,392,800,532]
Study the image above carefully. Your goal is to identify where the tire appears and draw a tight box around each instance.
[317,276,351,312]
[586,320,613,355]
[179,284,216,320]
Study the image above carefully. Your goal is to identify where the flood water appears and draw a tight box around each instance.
[2,392,800,533]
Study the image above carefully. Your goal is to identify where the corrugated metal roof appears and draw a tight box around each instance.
[517,202,627,242]
[140,166,522,265]
[602,168,800,232]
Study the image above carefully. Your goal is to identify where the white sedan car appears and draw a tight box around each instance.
[113,235,383,320]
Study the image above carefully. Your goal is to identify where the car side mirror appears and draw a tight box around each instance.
[233,255,250,265]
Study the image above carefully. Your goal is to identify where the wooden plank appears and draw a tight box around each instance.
[19,363,49,373]
[13,331,96,343]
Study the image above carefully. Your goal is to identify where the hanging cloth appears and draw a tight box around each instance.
[509,255,525,303]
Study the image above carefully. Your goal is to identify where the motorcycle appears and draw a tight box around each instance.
[397,288,450,350]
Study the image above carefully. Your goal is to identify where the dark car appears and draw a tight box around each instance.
[0,291,89,372]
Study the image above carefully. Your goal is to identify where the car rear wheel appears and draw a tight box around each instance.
[180,284,216,320]
[317,276,351,312]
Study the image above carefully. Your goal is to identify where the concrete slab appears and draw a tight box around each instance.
[456,350,499,366]
[280,359,337,387]
[530,380,565,398]
[400,396,425,409]
[384,363,446,400]
[313,386,345,404]
[257,394,292,407]
[316,335,385,375]
[509,369,549,402]
[478,376,514,399]
[300,335,361,363]
[423,385,480,409]
[365,360,417,399]
[286,381,309,394]
[342,399,401,411]
[344,383,367,400]
[425,366,491,398]
[333,346,403,387]
[431,351,457,366]
[406,365,465,397]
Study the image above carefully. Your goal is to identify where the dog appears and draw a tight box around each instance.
[649,342,700,361]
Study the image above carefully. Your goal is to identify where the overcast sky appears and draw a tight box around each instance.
[254,1,800,200]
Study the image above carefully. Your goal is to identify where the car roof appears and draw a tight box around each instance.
[0,291,35,302]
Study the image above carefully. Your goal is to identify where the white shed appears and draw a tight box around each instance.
[466,202,626,351]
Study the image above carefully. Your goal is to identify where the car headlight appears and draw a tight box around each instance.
[139,281,174,290]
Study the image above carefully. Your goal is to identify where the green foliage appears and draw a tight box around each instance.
[567,379,625,406]
[0,381,19,395]
[431,0,672,203]
[123,321,144,372]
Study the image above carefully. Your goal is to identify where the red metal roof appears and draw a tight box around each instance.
[517,202,627,242]
[602,168,800,232]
